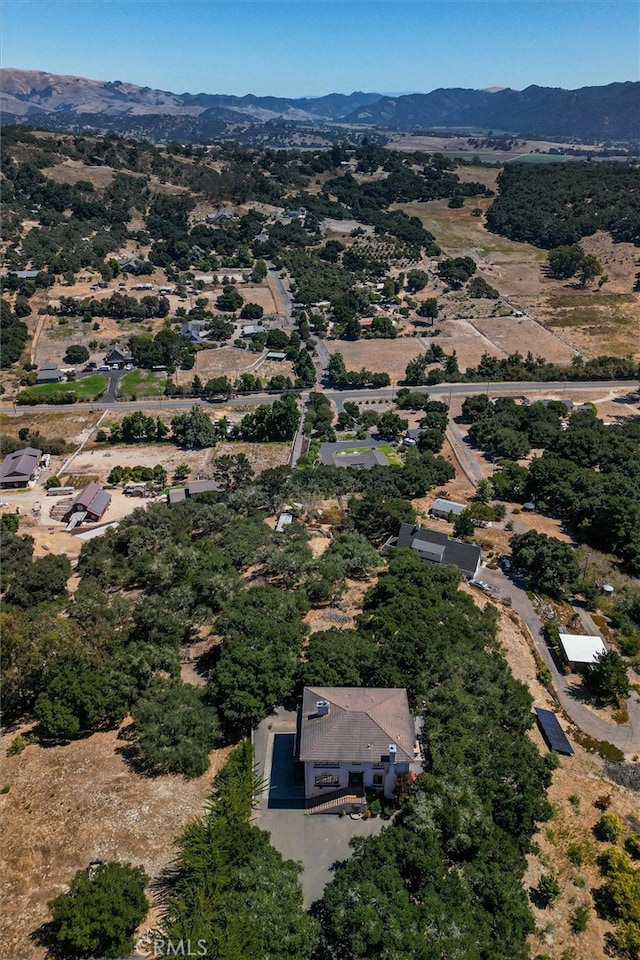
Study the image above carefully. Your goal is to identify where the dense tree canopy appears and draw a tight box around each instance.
[48,861,149,959]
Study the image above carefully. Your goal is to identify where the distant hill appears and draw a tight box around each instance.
[346,83,640,141]
[0,69,382,124]
[1,69,638,143]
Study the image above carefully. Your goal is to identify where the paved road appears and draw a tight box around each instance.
[480,564,640,752]
[3,379,636,417]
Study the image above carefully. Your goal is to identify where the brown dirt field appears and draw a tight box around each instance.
[322,337,427,381]
[397,199,640,361]
[68,439,290,482]
[1,410,98,444]
[472,314,579,364]
[44,160,117,188]
[0,724,232,960]
[175,350,295,386]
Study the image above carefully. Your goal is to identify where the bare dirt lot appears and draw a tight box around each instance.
[322,337,427,382]
[0,724,231,960]
[175,349,294,386]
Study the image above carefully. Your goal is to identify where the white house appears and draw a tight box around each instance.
[559,634,607,672]
[296,686,423,814]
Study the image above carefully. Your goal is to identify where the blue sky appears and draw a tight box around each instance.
[2,2,638,97]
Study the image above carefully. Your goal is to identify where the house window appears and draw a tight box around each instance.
[372,774,384,787]
[315,774,340,788]
[373,763,385,769]
[314,762,340,768]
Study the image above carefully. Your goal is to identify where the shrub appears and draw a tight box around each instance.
[594,813,624,843]
[570,902,590,933]
[6,735,27,756]
[48,861,148,958]
[624,834,640,860]
[535,873,561,907]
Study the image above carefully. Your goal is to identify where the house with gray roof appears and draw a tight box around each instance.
[180,321,209,344]
[395,523,481,580]
[297,686,423,814]
[104,343,133,369]
[167,478,221,503]
[0,447,42,488]
[319,443,389,470]
[62,482,111,528]
[37,365,64,384]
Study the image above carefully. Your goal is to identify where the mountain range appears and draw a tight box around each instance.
[1,69,638,142]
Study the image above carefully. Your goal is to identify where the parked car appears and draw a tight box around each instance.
[498,555,512,572]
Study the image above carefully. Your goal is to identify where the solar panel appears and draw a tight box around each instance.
[535,708,574,756]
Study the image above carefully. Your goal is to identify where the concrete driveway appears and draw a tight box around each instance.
[253,708,387,908]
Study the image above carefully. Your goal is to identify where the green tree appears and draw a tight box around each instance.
[240,302,264,320]
[406,269,429,293]
[48,861,148,958]
[216,285,244,312]
[347,493,415,546]
[594,812,624,843]
[577,253,603,287]
[35,665,126,740]
[171,406,219,449]
[546,244,585,279]
[535,872,561,907]
[475,477,494,503]
[5,553,71,608]
[586,651,630,705]
[64,344,90,364]
[416,298,439,320]
[510,530,579,599]
[377,411,408,440]
[240,396,300,442]
[453,509,475,540]
[133,679,220,778]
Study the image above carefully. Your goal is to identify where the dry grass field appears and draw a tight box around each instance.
[322,336,428,382]
[0,723,232,960]
[397,197,640,361]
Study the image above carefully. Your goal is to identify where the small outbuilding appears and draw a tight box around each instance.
[275,512,293,533]
[559,633,607,671]
[430,498,466,520]
[168,479,221,503]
